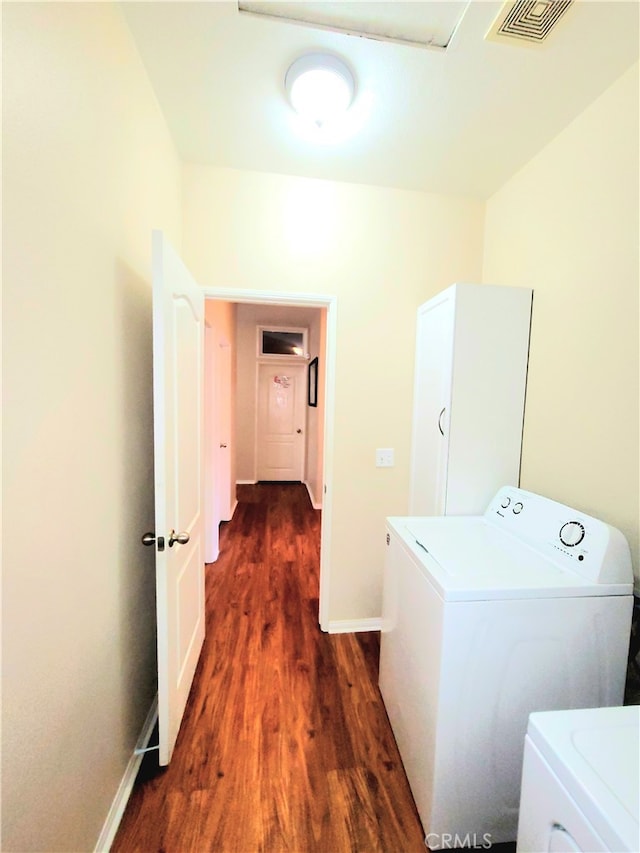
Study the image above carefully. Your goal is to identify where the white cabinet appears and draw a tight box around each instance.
[409,283,532,516]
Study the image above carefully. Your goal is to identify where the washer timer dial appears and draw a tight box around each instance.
[559,521,585,547]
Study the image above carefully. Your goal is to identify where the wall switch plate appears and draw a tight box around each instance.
[376,448,394,468]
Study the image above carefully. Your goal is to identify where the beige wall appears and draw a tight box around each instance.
[306,309,327,508]
[183,166,485,622]
[484,63,639,588]
[235,308,259,481]
[7,7,633,849]
[2,4,182,850]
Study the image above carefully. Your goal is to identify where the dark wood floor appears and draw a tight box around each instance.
[113,483,426,853]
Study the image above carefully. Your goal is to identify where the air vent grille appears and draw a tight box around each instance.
[487,0,574,46]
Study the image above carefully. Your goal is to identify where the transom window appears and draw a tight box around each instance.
[258,326,308,359]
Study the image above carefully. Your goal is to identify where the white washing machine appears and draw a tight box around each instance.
[379,487,633,850]
[517,706,639,852]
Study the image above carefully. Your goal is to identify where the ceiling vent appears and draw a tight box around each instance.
[486,0,574,46]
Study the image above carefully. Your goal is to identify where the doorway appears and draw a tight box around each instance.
[203,288,336,632]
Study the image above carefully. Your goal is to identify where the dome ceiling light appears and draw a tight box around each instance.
[284,54,355,128]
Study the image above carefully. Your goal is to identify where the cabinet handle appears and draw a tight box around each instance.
[438,407,446,436]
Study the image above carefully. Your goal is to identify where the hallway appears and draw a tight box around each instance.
[113,483,425,852]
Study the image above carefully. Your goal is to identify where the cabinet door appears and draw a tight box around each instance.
[409,294,455,515]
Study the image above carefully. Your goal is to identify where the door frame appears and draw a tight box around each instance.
[203,287,336,632]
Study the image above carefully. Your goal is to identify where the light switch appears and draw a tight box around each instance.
[376,448,394,468]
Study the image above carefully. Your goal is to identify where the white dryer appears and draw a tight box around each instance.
[379,487,633,849]
[517,706,639,853]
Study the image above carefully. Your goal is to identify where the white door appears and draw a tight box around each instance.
[204,328,232,563]
[216,340,232,519]
[257,363,306,481]
[409,294,454,516]
[151,230,205,765]
[204,324,219,563]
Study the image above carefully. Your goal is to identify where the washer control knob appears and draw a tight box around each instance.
[501,496,511,509]
[513,502,523,514]
[559,521,585,547]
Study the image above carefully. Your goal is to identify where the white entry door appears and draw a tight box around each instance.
[151,231,205,765]
[257,363,306,481]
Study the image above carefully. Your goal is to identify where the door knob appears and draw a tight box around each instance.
[168,530,190,548]
[220,443,227,448]
[141,532,165,552]
[296,428,302,434]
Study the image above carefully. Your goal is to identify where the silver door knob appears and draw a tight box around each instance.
[168,530,190,548]
[142,531,165,552]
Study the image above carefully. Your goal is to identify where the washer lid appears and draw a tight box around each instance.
[527,706,640,853]
[388,517,631,601]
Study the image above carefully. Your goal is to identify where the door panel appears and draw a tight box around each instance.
[152,230,205,766]
[257,363,305,481]
[409,295,454,516]
[176,546,203,669]
[175,302,201,526]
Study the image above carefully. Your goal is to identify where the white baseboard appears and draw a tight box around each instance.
[94,696,158,852]
[221,496,239,524]
[327,618,382,634]
[236,479,257,485]
[304,481,323,510]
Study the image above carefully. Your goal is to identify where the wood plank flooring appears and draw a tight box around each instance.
[113,483,426,853]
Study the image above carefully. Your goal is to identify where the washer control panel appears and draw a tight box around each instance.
[485,487,632,585]
[496,493,525,516]
[559,520,585,548]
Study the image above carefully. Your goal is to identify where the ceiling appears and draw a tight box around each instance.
[121,1,639,199]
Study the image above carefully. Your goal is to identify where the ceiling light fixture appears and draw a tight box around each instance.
[285,54,355,128]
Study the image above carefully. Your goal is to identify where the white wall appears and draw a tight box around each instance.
[484,63,639,587]
[205,299,238,518]
[183,166,485,622]
[2,4,182,850]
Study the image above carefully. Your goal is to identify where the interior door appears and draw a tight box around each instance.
[256,363,306,481]
[151,230,205,765]
[216,340,232,519]
[204,324,219,562]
